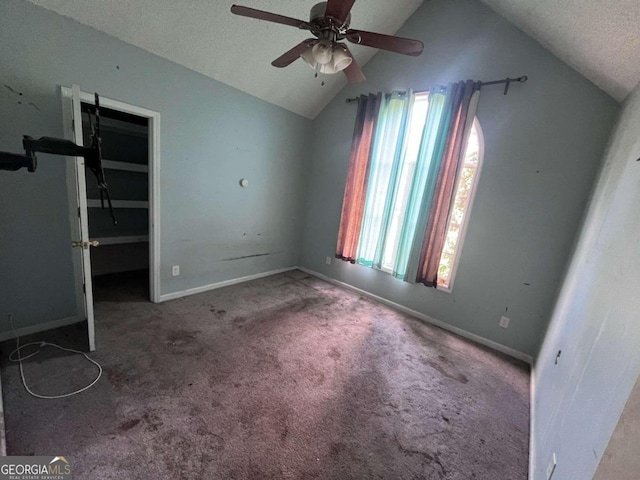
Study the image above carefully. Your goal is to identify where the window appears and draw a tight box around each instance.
[380,94,430,272]
[376,93,482,290]
[336,83,482,290]
[437,118,482,290]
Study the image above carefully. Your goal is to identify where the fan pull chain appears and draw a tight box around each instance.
[312,63,325,86]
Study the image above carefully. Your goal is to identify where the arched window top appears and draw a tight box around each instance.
[437,118,484,290]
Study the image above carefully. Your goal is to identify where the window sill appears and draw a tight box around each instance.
[378,264,454,293]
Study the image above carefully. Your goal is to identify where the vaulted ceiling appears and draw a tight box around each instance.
[27,0,640,118]
[26,0,423,118]
[479,0,640,102]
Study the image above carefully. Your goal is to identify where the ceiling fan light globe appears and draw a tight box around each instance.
[318,63,336,75]
[300,46,318,69]
[312,41,333,65]
[332,47,352,72]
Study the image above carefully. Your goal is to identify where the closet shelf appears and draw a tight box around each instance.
[92,235,149,246]
[100,121,148,138]
[87,199,148,209]
[102,159,149,173]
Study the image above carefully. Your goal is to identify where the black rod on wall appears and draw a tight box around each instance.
[345,75,528,103]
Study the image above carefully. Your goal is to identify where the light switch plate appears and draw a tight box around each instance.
[500,316,510,328]
[172,265,180,276]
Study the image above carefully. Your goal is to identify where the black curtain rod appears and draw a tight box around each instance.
[345,75,528,103]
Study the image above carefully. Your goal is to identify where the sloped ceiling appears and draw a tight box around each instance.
[25,0,640,117]
[480,0,640,101]
[25,0,423,118]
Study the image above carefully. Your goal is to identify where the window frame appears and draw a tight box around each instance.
[436,117,485,293]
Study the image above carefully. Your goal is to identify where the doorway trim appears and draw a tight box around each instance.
[61,86,161,310]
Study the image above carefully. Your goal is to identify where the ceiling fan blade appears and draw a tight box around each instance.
[231,5,311,30]
[346,29,424,56]
[272,39,316,68]
[342,46,365,83]
[324,0,356,25]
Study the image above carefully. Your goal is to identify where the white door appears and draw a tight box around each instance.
[66,84,97,351]
[62,85,161,351]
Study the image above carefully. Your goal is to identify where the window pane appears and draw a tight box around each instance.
[437,121,481,288]
[381,94,430,271]
[357,97,411,264]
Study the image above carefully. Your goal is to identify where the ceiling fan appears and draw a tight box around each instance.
[230,0,424,83]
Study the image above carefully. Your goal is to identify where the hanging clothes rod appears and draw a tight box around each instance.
[345,75,528,103]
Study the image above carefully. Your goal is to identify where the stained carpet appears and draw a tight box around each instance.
[0,269,529,479]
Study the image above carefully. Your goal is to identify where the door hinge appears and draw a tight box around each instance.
[78,207,81,217]
[83,283,86,293]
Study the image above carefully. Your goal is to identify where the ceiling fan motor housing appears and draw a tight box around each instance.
[310,2,351,28]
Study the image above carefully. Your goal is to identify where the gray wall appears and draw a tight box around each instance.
[0,0,311,334]
[299,0,618,357]
[532,82,640,479]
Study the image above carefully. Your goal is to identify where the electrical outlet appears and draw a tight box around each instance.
[546,452,557,479]
[325,256,332,265]
[172,265,180,276]
[499,316,510,328]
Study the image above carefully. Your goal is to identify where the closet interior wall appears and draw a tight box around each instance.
[81,105,150,281]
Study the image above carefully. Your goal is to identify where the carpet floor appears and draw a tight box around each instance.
[0,269,529,479]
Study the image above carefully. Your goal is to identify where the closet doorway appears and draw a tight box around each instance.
[62,86,160,351]
[83,103,150,301]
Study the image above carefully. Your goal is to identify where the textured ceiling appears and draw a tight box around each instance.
[26,0,640,116]
[480,0,640,101]
[26,0,423,118]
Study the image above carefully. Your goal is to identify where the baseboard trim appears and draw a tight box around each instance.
[1,267,534,366]
[0,315,83,343]
[159,266,299,302]
[529,365,536,479]
[0,267,531,360]
[298,267,533,365]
